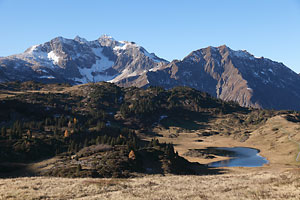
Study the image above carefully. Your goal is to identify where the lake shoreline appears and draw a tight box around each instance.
[206,147,269,167]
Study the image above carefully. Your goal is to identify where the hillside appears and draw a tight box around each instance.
[1,81,299,179]
[0,81,249,178]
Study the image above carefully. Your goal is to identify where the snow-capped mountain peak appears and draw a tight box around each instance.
[0,35,168,85]
[99,34,115,40]
[74,35,88,44]
[97,34,118,47]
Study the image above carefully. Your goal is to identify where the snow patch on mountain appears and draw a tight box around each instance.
[47,51,60,64]
[110,68,140,83]
[16,45,60,69]
[112,41,155,59]
[35,69,49,73]
[74,47,115,83]
[91,47,114,71]
[113,44,126,51]
[40,75,55,79]
[75,67,116,83]
[111,39,164,63]
[27,45,39,53]
[113,41,136,51]
[149,66,161,72]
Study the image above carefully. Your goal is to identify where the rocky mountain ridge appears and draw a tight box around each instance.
[116,45,300,110]
[0,35,167,84]
[1,35,300,110]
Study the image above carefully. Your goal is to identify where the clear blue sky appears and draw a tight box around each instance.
[0,0,299,72]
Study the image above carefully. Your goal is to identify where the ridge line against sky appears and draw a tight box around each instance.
[0,0,299,72]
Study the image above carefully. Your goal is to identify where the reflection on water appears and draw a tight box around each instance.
[208,147,268,167]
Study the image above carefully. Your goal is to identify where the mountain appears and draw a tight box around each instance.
[1,36,300,110]
[115,45,300,110]
[0,35,168,84]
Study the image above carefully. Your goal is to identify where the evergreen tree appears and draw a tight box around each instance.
[74,144,79,152]
[76,164,82,174]
[96,136,101,145]
[96,121,105,131]
[45,118,50,126]
[26,130,32,138]
[116,136,122,145]
[84,138,89,147]
[68,121,72,128]
[1,127,6,137]
[165,143,175,159]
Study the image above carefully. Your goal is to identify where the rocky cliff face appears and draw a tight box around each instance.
[114,45,300,110]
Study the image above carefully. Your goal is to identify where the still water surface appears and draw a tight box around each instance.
[208,147,268,167]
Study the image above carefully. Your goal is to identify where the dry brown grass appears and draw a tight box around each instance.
[1,169,300,200]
